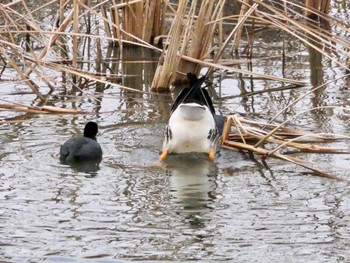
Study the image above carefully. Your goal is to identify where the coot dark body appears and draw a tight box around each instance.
[60,122,102,163]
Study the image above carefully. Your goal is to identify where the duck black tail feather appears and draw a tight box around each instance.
[171,73,215,115]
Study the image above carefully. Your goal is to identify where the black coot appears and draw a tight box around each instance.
[60,122,102,163]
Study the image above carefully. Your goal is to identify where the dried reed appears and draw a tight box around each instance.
[0,0,349,120]
[151,0,349,91]
[110,0,165,43]
[305,0,331,18]
[152,0,226,90]
[222,114,350,181]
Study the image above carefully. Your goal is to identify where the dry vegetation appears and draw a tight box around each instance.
[0,0,350,178]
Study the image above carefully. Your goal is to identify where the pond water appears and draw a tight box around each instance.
[1,2,350,263]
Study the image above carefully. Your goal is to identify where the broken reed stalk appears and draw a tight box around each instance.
[1,50,45,101]
[206,2,258,77]
[25,8,75,77]
[251,0,350,70]
[151,0,189,91]
[73,0,80,68]
[255,106,349,149]
[267,75,349,125]
[100,3,112,45]
[0,101,87,114]
[231,0,250,52]
[222,115,350,181]
[179,53,305,85]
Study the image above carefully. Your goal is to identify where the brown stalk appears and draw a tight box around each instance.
[41,60,155,94]
[268,134,346,155]
[231,114,248,144]
[222,140,346,181]
[252,0,349,70]
[180,54,305,85]
[226,115,347,153]
[232,0,250,52]
[267,75,349,125]
[24,8,75,77]
[100,2,112,45]
[110,1,122,47]
[0,46,45,101]
[72,0,80,68]
[222,114,350,181]
[80,0,158,49]
[151,0,189,91]
[276,0,350,45]
[254,106,345,148]
[207,2,258,77]
[0,103,86,114]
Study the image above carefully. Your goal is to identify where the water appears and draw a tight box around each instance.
[1,117,349,262]
[1,2,350,263]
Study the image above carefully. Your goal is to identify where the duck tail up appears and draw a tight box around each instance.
[171,73,215,115]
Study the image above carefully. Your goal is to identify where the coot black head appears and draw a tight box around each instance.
[84,121,98,140]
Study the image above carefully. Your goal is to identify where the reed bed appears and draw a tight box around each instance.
[0,1,349,177]
[1,1,348,95]
[151,0,350,90]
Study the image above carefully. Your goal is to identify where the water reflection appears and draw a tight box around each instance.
[60,160,101,177]
[164,154,218,229]
[306,18,334,128]
[307,18,331,88]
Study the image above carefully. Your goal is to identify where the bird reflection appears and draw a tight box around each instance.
[165,154,218,229]
[60,159,101,177]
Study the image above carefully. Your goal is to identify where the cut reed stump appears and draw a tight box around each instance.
[221,115,350,182]
[110,0,165,44]
[151,0,226,91]
[305,0,331,19]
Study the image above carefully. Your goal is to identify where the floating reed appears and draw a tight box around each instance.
[222,114,350,181]
[0,101,86,114]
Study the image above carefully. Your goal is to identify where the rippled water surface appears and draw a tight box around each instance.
[2,116,349,263]
[1,2,350,263]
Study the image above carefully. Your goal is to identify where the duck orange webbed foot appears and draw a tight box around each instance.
[209,151,215,161]
[159,150,168,161]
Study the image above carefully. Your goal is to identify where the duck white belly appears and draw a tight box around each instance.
[166,103,215,153]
